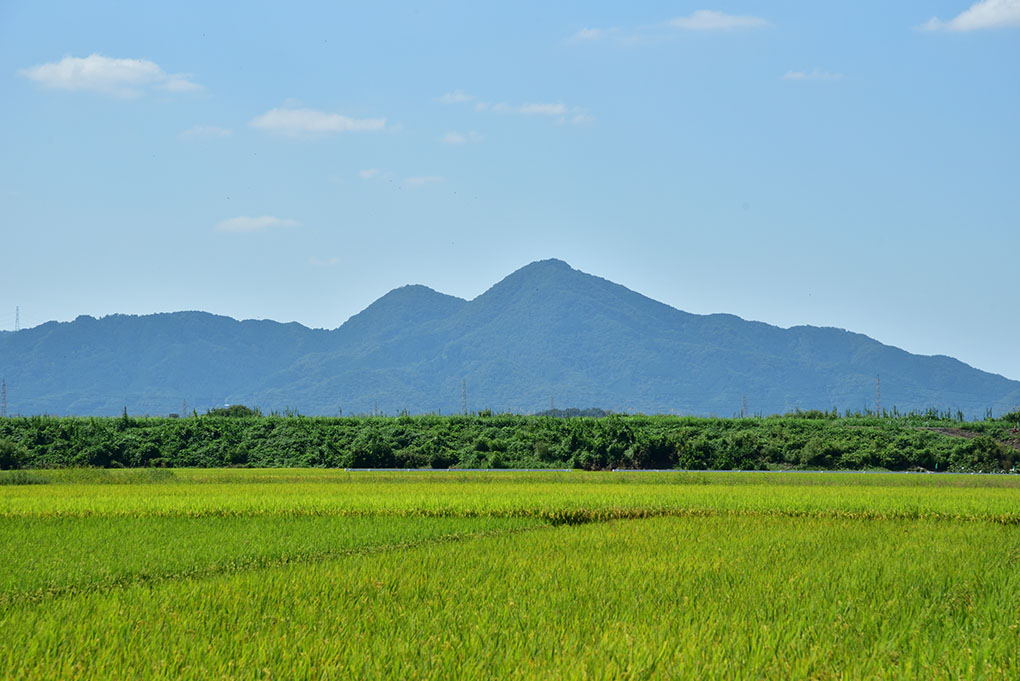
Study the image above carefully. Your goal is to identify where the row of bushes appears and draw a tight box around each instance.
[0,411,1016,472]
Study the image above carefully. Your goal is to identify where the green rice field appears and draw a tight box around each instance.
[2,469,1019,679]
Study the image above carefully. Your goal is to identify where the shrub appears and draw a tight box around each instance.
[206,405,261,417]
[0,438,28,470]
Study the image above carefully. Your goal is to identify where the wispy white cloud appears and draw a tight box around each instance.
[162,76,202,92]
[179,125,232,140]
[474,101,506,112]
[19,54,200,98]
[670,10,769,30]
[358,168,380,179]
[405,176,446,188]
[438,90,475,104]
[568,25,670,47]
[309,256,341,267]
[919,0,1020,31]
[569,27,617,42]
[215,216,298,233]
[567,11,768,45]
[250,106,386,137]
[442,131,484,144]
[441,92,591,125]
[782,70,845,81]
[519,103,568,116]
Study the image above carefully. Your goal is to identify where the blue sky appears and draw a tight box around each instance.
[1,1,1018,378]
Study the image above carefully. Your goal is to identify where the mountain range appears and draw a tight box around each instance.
[2,259,1018,417]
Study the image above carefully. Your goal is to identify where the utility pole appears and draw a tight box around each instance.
[461,380,467,415]
[1,379,6,418]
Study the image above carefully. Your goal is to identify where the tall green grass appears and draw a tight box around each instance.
[0,514,541,604]
[3,470,1019,679]
[3,516,1017,679]
[3,470,1020,523]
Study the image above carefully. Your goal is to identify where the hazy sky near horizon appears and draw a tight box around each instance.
[1,1,1018,379]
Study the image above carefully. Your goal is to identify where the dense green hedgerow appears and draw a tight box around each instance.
[0,411,1017,472]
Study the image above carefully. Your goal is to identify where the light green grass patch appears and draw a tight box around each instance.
[3,470,1020,523]
[3,470,1020,679]
[0,514,541,603]
[3,516,1018,680]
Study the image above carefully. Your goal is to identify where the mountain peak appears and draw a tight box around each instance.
[476,259,650,312]
[374,284,456,304]
[370,284,466,312]
[483,258,582,290]
[508,258,576,279]
[523,258,573,270]
[338,284,466,337]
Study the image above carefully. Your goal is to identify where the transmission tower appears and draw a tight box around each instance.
[14,307,19,332]
[461,380,467,415]
[741,393,748,419]
[1,379,6,418]
[876,375,881,416]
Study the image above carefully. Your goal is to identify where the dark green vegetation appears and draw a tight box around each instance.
[3,260,1019,416]
[3,471,1020,679]
[2,410,1018,472]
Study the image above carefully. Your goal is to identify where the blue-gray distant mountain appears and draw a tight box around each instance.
[2,259,1018,417]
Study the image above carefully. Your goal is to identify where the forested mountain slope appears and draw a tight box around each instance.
[2,260,1018,417]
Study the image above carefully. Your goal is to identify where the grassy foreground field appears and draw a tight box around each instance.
[2,470,1019,679]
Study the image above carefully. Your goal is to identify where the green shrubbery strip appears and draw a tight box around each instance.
[0,411,1017,472]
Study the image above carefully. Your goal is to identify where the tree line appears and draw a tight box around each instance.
[1,409,1017,472]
